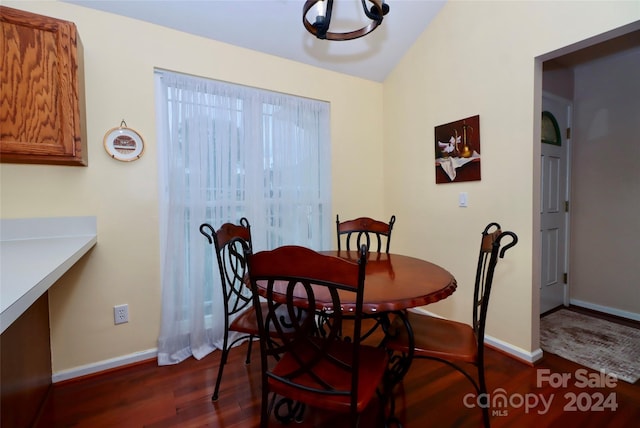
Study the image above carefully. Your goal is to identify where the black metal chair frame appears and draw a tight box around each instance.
[244,244,391,428]
[336,214,396,253]
[335,215,397,345]
[386,222,517,428]
[199,218,255,402]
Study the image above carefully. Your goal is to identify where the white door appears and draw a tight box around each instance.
[540,93,571,314]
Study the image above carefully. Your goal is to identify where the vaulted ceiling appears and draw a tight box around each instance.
[65,0,446,82]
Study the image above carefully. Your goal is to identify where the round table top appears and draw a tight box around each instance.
[319,251,457,313]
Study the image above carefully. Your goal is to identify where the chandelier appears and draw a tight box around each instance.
[303,0,390,41]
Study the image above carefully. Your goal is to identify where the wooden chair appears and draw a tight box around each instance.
[336,215,396,253]
[384,222,518,427]
[199,218,263,402]
[243,244,389,428]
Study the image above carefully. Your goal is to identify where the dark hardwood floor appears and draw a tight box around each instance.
[34,308,640,427]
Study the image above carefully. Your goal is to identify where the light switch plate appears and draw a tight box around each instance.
[459,192,468,207]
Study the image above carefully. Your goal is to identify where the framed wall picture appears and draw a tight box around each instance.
[434,115,481,183]
[103,123,145,161]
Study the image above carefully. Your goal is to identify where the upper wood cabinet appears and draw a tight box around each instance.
[1,6,87,166]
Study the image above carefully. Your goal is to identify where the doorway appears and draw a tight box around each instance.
[537,24,640,327]
[540,93,571,314]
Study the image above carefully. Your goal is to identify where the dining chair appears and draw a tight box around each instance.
[199,218,263,402]
[336,215,396,345]
[243,244,390,428]
[384,222,518,428]
[336,215,396,253]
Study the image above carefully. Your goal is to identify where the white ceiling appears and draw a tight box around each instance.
[65,0,446,82]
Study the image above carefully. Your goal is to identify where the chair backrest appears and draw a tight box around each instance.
[472,222,518,345]
[244,244,369,418]
[199,218,252,320]
[336,214,396,253]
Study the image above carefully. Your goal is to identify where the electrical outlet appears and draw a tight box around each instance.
[114,304,129,325]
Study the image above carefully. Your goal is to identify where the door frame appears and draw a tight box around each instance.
[532,20,640,357]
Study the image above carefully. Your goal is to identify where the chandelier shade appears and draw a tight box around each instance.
[303,0,390,41]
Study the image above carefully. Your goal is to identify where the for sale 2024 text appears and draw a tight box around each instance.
[464,368,619,416]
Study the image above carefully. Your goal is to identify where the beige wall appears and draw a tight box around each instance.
[570,48,640,314]
[2,0,638,376]
[1,1,385,374]
[383,1,638,353]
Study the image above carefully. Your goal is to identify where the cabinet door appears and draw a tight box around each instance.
[0,6,87,166]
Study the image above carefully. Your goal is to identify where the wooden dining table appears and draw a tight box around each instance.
[319,250,457,313]
[322,250,457,387]
[255,249,457,385]
[256,250,456,313]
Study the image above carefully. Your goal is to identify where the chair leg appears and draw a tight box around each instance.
[261,390,274,428]
[211,346,229,401]
[351,412,360,428]
[245,335,254,364]
[212,329,231,401]
[481,404,490,428]
[477,363,490,428]
[380,380,403,428]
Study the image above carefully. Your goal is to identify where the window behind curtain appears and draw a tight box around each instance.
[154,69,331,364]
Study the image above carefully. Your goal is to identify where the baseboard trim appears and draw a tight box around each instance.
[52,348,157,383]
[409,308,543,364]
[569,299,640,322]
[53,303,560,383]
[485,335,544,365]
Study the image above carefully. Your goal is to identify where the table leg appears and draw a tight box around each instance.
[273,395,305,424]
[381,310,415,387]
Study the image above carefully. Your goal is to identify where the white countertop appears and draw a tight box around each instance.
[0,217,97,334]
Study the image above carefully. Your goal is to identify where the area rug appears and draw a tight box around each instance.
[540,309,640,384]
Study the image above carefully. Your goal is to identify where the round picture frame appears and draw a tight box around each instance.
[103,125,145,161]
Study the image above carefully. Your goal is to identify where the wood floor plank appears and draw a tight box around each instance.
[33,310,640,427]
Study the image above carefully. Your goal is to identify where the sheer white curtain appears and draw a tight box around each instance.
[154,70,331,365]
